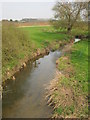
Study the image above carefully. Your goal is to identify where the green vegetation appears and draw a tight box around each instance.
[2,21,88,117]
[71,22,88,36]
[2,23,70,81]
[53,40,88,118]
[2,20,88,118]
[71,41,88,94]
[52,2,88,33]
[2,22,33,80]
[2,0,88,118]
[20,26,70,49]
[51,21,88,37]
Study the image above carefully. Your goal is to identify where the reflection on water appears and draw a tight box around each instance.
[2,51,61,118]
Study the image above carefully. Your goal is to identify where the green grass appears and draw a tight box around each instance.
[21,26,70,49]
[56,107,63,115]
[54,40,88,117]
[55,105,75,116]
[58,40,88,95]
[71,40,88,95]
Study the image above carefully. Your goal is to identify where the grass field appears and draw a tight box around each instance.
[20,26,70,49]
[53,40,88,118]
[21,25,88,48]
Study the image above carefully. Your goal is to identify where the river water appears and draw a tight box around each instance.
[2,51,61,118]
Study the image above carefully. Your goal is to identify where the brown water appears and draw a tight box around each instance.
[2,51,61,118]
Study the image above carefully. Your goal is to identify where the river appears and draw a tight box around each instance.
[2,50,61,118]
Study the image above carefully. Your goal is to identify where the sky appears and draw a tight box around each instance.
[0,0,88,20]
[2,2,55,20]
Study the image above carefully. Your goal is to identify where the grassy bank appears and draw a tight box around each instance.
[47,40,88,118]
[2,22,33,81]
[2,23,70,82]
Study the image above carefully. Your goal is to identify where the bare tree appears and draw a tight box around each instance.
[52,1,88,32]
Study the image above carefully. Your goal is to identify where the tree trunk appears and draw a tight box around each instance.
[67,26,72,33]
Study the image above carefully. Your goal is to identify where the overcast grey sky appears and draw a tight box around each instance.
[0,0,87,20]
[2,2,56,20]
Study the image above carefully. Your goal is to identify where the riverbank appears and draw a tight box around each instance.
[2,23,71,84]
[3,40,70,85]
[3,49,63,118]
[46,40,88,118]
